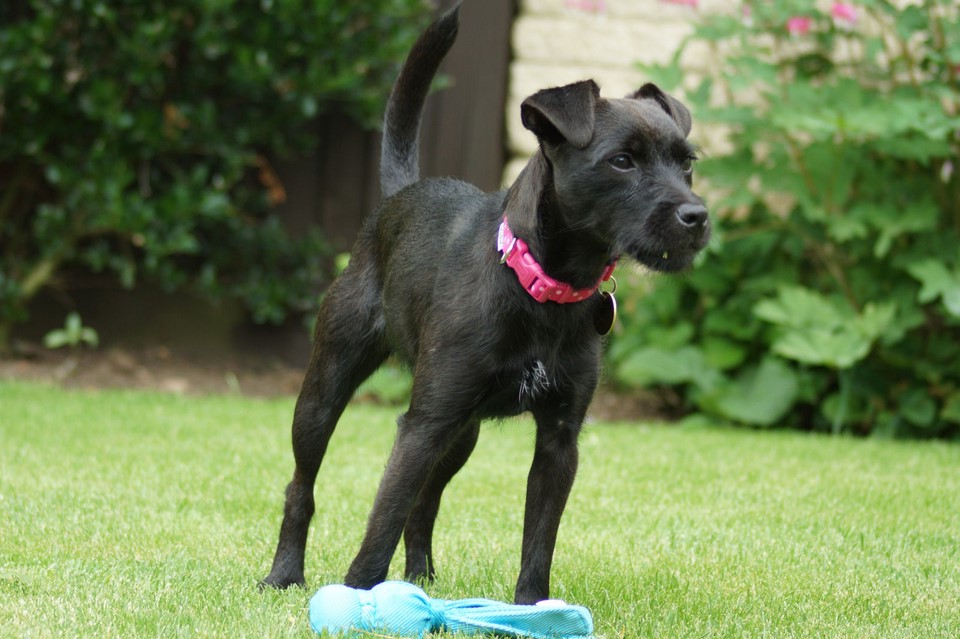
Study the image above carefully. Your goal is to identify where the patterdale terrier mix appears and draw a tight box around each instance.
[262,1,709,604]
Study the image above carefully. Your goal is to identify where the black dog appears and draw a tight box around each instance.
[262,2,709,605]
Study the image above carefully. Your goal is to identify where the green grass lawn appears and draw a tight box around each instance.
[1,380,958,638]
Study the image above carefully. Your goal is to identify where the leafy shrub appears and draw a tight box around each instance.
[0,0,429,349]
[608,0,960,437]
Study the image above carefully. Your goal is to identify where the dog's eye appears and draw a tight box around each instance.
[608,153,635,171]
[681,157,695,175]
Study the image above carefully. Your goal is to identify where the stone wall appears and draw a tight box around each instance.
[504,0,723,182]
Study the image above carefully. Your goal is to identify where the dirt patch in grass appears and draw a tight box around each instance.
[0,343,304,398]
[0,341,672,421]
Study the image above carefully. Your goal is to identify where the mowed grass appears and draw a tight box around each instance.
[1,380,958,638]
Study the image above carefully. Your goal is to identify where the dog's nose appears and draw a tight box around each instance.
[676,203,708,228]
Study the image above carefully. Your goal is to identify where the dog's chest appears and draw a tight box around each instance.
[518,359,552,402]
[478,359,555,418]
[484,330,589,413]
[472,305,603,417]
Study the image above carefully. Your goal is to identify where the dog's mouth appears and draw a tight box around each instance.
[617,202,711,273]
[628,230,711,273]
[633,246,701,273]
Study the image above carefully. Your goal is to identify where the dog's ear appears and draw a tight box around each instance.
[521,80,599,149]
[630,83,692,137]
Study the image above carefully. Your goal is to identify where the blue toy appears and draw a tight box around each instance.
[309,581,594,638]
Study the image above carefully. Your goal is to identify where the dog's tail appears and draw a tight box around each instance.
[380,2,461,199]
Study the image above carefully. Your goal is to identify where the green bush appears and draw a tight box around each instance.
[608,0,960,437]
[0,0,429,348]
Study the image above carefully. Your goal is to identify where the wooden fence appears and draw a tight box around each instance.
[275,0,515,251]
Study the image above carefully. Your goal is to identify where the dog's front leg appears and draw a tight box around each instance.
[514,406,587,605]
[403,419,481,583]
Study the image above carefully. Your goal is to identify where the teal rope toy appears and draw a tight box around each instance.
[309,581,594,638]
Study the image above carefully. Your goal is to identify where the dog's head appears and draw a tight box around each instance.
[506,80,710,273]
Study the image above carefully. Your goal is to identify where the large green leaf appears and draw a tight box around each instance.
[701,358,799,427]
[617,346,721,392]
[754,287,896,369]
[771,329,872,370]
[906,259,960,318]
[754,286,846,329]
[870,200,939,258]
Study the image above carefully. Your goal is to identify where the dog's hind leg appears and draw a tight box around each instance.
[403,418,480,583]
[261,265,388,589]
[342,374,483,590]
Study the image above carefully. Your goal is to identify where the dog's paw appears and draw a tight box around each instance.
[258,574,306,591]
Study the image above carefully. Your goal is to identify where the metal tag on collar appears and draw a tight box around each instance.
[594,277,618,336]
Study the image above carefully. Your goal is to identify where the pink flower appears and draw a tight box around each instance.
[831,2,858,27]
[786,16,812,36]
[660,0,699,6]
[565,0,607,12]
[831,3,857,23]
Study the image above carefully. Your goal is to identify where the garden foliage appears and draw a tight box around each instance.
[609,0,960,437]
[0,0,429,348]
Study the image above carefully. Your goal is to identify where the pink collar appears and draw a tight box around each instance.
[497,217,617,304]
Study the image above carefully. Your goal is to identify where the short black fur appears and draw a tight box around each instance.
[261,1,710,604]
